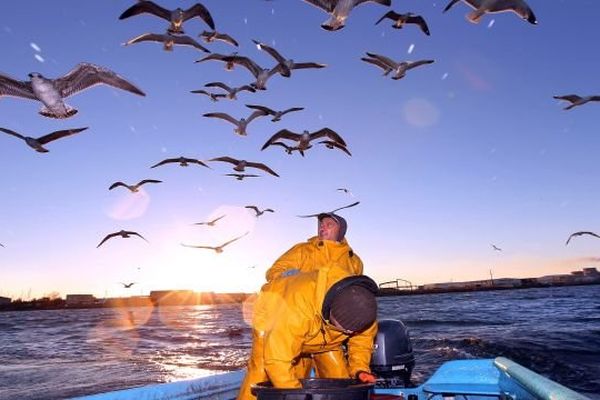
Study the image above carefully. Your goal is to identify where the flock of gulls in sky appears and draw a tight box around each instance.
[0,0,599,260]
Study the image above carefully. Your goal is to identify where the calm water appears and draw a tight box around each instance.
[1,285,599,399]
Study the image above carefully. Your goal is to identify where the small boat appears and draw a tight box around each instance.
[72,320,591,400]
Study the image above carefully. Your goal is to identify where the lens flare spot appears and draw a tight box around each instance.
[107,191,151,220]
[402,98,440,128]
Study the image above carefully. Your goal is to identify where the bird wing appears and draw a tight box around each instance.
[252,40,287,64]
[230,56,263,77]
[246,161,280,177]
[302,0,336,12]
[311,128,347,146]
[589,96,600,101]
[237,85,256,93]
[36,127,88,145]
[205,81,232,92]
[97,232,118,248]
[361,57,390,72]
[406,59,435,70]
[0,72,36,99]
[443,0,464,12]
[211,214,226,224]
[375,10,401,24]
[183,3,215,30]
[128,231,149,243]
[119,1,170,20]
[265,209,275,213]
[319,140,352,156]
[172,35,210,52]
[189,159,211,168]
[55,62,145,98]
[109,181,128,190]
[246,109,268,123]
[281,107,304,115]
[138,179,162,186]
[407,15,431,35]
[221,231,249,248]
[124,32,167,45]
[566,231,600,245]
[291,62,327,70]
[195,53,229,63]
[487,0,536,24]
[209,156,239,165]
[365,52,398,69]
[268,141,293,150]
[246,104,275,115]
[261,129,299,150]
[203,112,239,125]
[245,205,260,213]
[181,243,215,250]
[150,158,179,168]
[553,95,581,103]
[332,201,360,213]
[0,127,26,140]
[216,32,239,47]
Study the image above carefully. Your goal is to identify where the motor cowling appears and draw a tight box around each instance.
[370,319,415,387]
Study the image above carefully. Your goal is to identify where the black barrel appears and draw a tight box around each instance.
[251,378,374,400]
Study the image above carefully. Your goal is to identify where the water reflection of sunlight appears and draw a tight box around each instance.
[106,190,151,220]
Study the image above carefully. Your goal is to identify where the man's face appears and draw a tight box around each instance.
[318,217,340,241]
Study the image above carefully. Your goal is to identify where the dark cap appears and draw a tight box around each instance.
[322,276,378,333]
[317,213,347,242]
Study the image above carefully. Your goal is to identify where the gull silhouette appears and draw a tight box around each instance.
[0,127,88,153]
[210,156,279,177]
[124,32,209,52]
[97,230,149,248]
[491,244,502,252]
[181,231,249,253]
[375,11,430,36]
[119,1,215,34]
[120,282,136,289]
[262,128,347,156]
[190,89,227,102]
[553,95,600,111]
[150,157,210,169]
[203,110,266,136]
[302,0,391,31]
[565,231,600,246]
[204,82,256,100]
[245,104,304,122]
[109,179,162,193]
[193,214,226,226]
[362,53,434,80]
[225,173,260,181]
[222,55,282,90]
[245,206,275,217]
[200,30,239,47]
[252,39,326,77]
[443,0,537,25]
[194,52,240,71]
[0,62,145,119]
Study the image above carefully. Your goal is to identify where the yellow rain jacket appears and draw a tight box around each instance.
[237,266,377,400]
[265,236,363,282]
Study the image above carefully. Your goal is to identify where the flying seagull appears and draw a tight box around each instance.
[565,231,600,246]
[318,140,352,156]
[252,39,326,78]
[181,231,249,253]
[245,205,275,217]
[150,157,210,169]
[225,173,261,180]
[210,156,279,177]
[302,0,392,31]
[443,0,537,25]
[266,141,303,156]
[193,214,226,226]
[337,188,353,195]
[361,52,434,80]
[262,128,347,156]
[109,179,162,193]
[97,230,149,248]
[204,82,256,100]
[119,1,215,33]
[124,32,209,52]
[245,104,304,122]
[375,11,430,36]
[194,52,240,71]
[203,110,266,136]
[199,30,239,47]
[553,95,600,111]
[0,62,145,119]
[222,55,282,90]
[120,282,136,288]
[491,244,502,252]
[190,89,227,102]
[0,127,88,153]
[297,201,360,218]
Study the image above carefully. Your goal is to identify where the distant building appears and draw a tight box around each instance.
[0,296,11,305]
[66,294,96,307]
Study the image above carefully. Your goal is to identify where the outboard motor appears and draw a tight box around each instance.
[370,319,415,388]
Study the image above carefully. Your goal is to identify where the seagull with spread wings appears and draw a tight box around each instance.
[190,89,227,102]
[302,0,391,31]
[199,30,239,47]
[252,39,327,78]
[261,128,347,156]
[203,110,266,136]
[150,156,210,169]
[245,104,304,122]
[491,244,502,252]
[443,0,537,25]
[0,63,145,119]
[120,282,136,289]
[0,127,88,153]
[210,156,279,177]
[181,231,249,254]
[124,32,209,52]
[97,230,149,248]
[225,173,261,181]
[362,52,434,80]
[193,215,226,226]
[245,206,275,217]
[109,179,162,193]
[223,55,282,90]
[565,231,600,246]
[375,11,430,35]
[553,95,600,111]
[119,1,215,33]
[204,82,256,100]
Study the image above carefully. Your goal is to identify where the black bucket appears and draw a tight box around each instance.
[251,378,374,400]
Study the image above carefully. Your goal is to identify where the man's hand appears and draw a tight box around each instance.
[357,371,377,383]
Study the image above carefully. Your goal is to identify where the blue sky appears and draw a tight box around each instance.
[1,0,599,299]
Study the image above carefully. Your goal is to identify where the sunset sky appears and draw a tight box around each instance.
[1,0,599,299]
